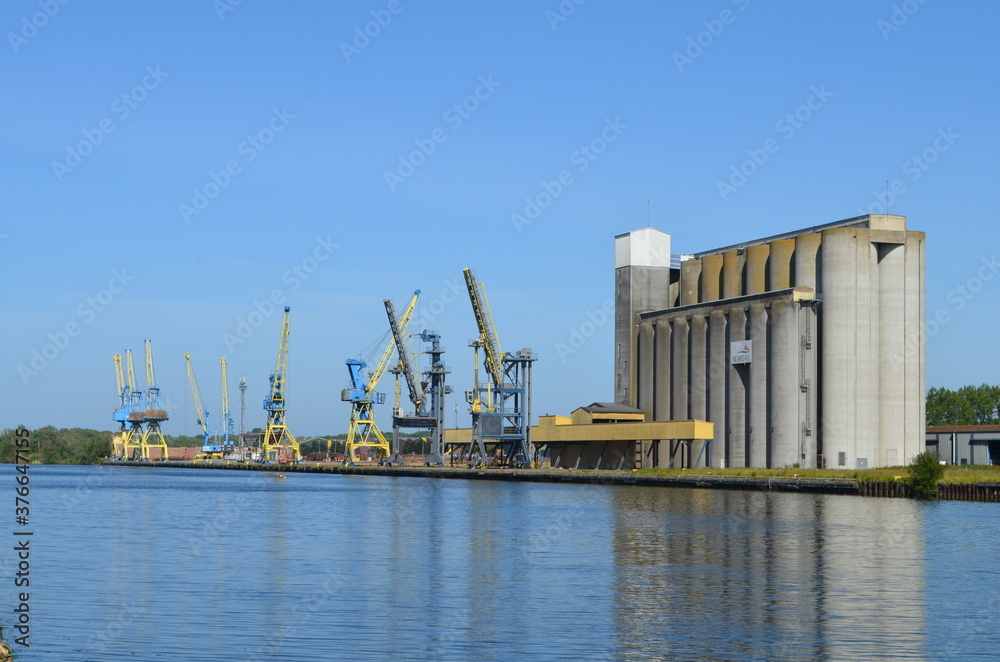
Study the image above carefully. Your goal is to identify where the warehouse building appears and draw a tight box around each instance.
[926,426,1000,465]
[615,214,925,469]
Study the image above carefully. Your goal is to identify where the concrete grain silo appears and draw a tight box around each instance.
[615,215,925,469]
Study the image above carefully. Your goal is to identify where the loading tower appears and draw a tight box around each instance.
[463,268,537,468]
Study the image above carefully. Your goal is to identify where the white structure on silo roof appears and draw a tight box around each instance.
[615,214,925,470]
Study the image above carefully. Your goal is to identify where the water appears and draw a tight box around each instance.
[6,465,999,661]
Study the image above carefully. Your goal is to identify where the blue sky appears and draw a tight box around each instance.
[3,1,998,436]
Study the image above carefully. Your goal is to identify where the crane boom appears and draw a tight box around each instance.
[143,339,163,411]
[184,352,212,440]
[114,354,126,404]
[144,340,156,401]
[220,357,233,443]
[463,268,504,389]
[384,291,423,410]
[124,349,143,409]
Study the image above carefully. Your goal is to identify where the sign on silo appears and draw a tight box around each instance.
[731,340,752,365]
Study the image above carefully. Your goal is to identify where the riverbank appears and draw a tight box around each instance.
[102,460,1000,501]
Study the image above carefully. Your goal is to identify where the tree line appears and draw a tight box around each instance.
[926,384,1000,426]
[0,427,439,465]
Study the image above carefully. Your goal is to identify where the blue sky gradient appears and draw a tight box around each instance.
[3,0,998,435]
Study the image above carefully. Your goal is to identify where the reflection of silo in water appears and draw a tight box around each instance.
[818,496,926,660]
[608,489,926,660]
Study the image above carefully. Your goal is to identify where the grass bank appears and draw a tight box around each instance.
[633,464,1000,485]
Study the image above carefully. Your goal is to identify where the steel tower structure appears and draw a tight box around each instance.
[262,306,299,463]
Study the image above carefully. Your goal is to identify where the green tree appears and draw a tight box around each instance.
[926,384,1000,425]
[908,451,944,498]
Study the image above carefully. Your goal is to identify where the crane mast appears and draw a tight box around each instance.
[262,306,299,463]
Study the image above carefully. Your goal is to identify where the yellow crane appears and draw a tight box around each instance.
[186,352,221,459]
[342,292,419,464]
[262,307,299,463]
[112,354,128,459]
[140,340,169,461]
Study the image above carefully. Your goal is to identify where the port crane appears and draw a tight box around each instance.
[186,352,221,459]
[342,294,418,464]
[220,357,235,451]
[122,349,146,460]
[140,340,169,461]
[262,306,300,463]
[463,268,537,468]
[112,354,129,459]
[385,291,451,466]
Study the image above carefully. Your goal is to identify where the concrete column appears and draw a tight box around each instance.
[801,303,819,468]
[770,299,799,468]
[878,244,905,466]
[904,233,926,464]
[681,259,702,306]
[820,229,856,468]
[670,317,690,467]
[722,249,744,299]
[690,315,708,467]
[689,315,708,420]
[748,303,769,467]
[769,239,795,290]
[638,321,654,418]
[708,310,728,469]
[653,320,671,421]
[855,230,877,468]
[794,233,822,292]
[671,317,690,422]
[746,244,770,294]
[701,254,724,302]
[728,307,748,468]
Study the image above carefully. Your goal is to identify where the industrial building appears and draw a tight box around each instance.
[615,214,926,469]
[926,426,1000,465]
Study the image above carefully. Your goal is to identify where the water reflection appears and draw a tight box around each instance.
[610,489,926,661]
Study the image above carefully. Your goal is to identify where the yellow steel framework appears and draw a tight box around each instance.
[140,340,169,461]
[344,292,418,464]
[262,307,300,463]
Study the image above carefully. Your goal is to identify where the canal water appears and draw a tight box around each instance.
[6,465,999,660]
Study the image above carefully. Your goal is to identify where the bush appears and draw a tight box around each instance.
[908,451,945,498]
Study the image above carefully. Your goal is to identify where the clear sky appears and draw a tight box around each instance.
[3,1,998,437]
